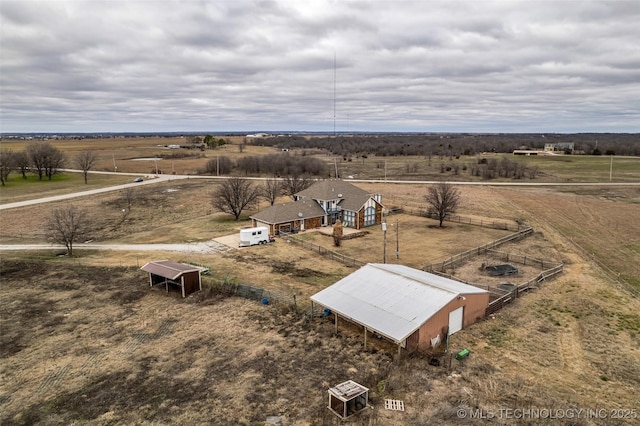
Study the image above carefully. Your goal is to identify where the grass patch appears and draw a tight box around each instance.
[616,314,640,333]
[485,326,508,346]
[0,172,131,204]
[516,155,640,182]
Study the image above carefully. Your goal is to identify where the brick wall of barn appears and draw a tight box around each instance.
[415,292,489,351]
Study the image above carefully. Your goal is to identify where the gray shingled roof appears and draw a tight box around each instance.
[250,199,325,224]
[295,179,376,212]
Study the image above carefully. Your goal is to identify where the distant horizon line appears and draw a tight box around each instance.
[2,130,638,137]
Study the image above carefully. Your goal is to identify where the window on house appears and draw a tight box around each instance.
[364,207,376,227]
[343,210,355,227]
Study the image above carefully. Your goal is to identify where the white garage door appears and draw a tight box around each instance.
[448,306,464,336]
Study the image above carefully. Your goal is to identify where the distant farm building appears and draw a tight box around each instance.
[513,149,543,156]
[545,142,575,153]
[141,260,203,298]
[310,264,489,354]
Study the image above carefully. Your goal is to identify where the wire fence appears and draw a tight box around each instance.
[485,263,564,316]
[422,228,564,316]
[483,249,561,270]
[430,271,510,297]
[423,227,534,273]
[285,236,366,268]
[387,208,524,232]
[202,275,298,311]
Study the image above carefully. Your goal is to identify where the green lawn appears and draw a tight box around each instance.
[0,172,132,204]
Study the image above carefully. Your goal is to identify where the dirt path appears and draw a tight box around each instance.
[0,240,231,254]
[558,321,589,375]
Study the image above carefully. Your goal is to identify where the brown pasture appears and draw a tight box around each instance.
[1,143,640,424]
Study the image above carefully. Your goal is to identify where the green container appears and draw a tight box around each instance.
[455,348,470,360]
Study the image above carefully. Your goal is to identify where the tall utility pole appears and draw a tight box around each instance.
[382,222,387,263]
[609,156,613,182]
[333,51,336,137]
[396,219,399,259]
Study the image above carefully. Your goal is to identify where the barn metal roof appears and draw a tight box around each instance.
[140,260,201,280]
[310,263,488,344]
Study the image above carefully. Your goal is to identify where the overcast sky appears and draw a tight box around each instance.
[2,0,639,133]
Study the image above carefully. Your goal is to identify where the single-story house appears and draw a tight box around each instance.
[250,179,383,235]
[140,260,203,298]
[250,199,325,236]
[310,263,489,354]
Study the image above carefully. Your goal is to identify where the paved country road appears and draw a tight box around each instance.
[2,170,638,211]
[0,172,189,210]
[1,169,638,253]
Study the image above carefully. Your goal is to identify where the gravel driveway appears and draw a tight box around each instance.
[0,240,231,254]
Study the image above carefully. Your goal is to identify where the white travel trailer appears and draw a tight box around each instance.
[239,226,271,247]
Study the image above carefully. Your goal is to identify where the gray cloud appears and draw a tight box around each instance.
[1,0,639,133]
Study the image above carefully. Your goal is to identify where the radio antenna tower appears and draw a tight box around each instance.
[333,51,336,136]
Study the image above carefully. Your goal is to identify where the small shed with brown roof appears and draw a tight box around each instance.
[140,260,202,298]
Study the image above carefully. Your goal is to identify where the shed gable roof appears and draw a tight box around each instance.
[140,260,201,280]
[310,263,488,344]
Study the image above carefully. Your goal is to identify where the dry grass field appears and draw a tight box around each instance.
[1,138,639,425]
[0,136,275,177]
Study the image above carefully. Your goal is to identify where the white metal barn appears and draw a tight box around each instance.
[310,263,489,354]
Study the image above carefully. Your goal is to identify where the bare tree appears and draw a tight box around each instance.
[204,156,233,175]
[13,151,30,179]
[424,181,461,227]
[109,188,135,231]
[261,178,282,205]
[27,142,65,180]
[44,147,65,180]
[75,150,98,184]
[0,149,15,186]
[211,177,260,220]
[27,143,47,180]
[186,135,203,145]
[45,206,90,256]
[281,174,314,200]
[121,188,136,211]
